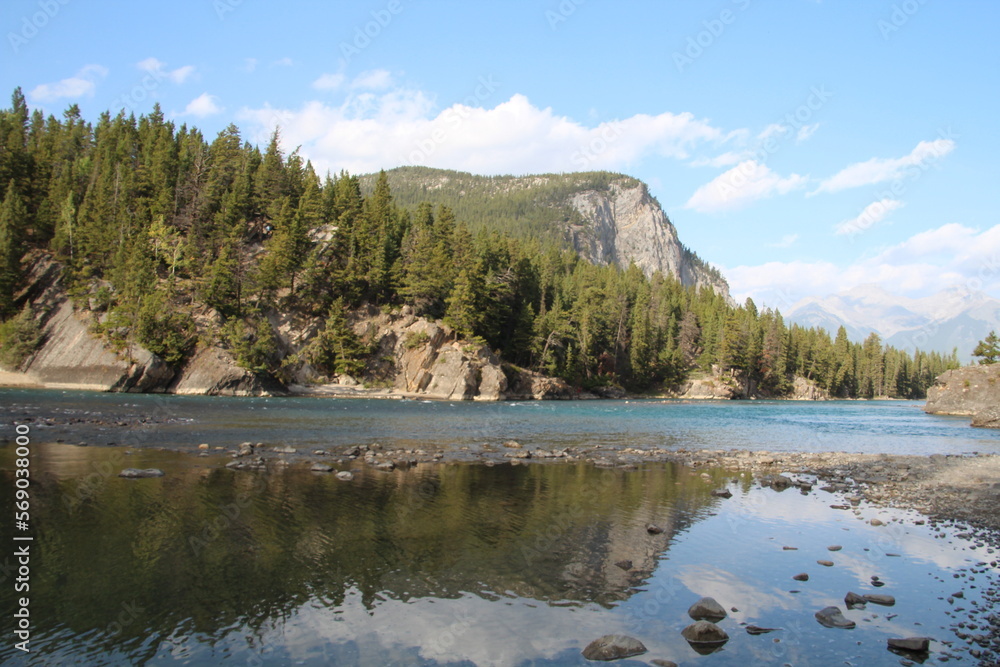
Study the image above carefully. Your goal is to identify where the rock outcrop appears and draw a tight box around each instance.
[171,346,286,397]
[925,364,1000,428]
[11,254,174,392]
[567,182,731,300]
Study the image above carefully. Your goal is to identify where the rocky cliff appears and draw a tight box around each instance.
[925,364,1000,428]
[369,167,732,301]
[283,305,573,401]
[566,182,730,300]
[663,367,829,401]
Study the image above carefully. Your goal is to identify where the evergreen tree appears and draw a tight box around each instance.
[973,330,1000,365]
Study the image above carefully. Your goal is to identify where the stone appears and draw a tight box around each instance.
[792,573,809,581]
[745,625,779,635]
[817,560,834,567]
[237,442,255,457]
[335,471,354,481]
[614,560,632,571]
[870,518,884,526]
[118,468,164,478]
[650,661,678,667]
[273,445,296,454]
[761,474,793,491]
[864,594,895,606]
[646,524,664,535]
[375,461,395,471]
[815,606,855,629]
[197,443,209,450]
[827,545,842,551]
[310,463,334,472]
[711,488,733,498]
[845,591,867,609]
[688,597,727,622]
[681,621,729,649]
[887,637,930,652]
[580,634,647,661]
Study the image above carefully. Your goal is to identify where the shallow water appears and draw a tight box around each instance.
[1,443,998,666]
[3,389,1000,455]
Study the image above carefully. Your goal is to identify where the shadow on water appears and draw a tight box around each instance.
[1,444,997,665]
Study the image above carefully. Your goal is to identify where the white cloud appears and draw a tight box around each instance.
[684,160,807,213]
[137,57,196,84]
[796,123,819,142]
[833,198,903,236]
[726,223,1000,308]
[350,69,393,90]
[182,93,224,117]
[313,73,346,91]
[238,91,726,177]
[29,65,108,102]
[689,151,744,168]
[244,58,258,73]
[813,138,955,194]
[769,233,799,248]
[272,57,294,67]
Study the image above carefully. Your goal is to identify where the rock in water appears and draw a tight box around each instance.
[614,560,632,571]
[745,625,780,635]
[681,622,729,653]
[815,606,855,629]
[688,597,727,621]
[646,524,664,534]
[844,591,867,609]
[335,471,354,481]
[864,594,895,606]
[887,637,930,652]
[580,634,647,661]
[792,573,809,581]
[118,468,164,478]
[310,463,334,472]
[650,661,678,667]
[711,488,732,498]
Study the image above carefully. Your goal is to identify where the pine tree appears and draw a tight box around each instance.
[0,181,27,317]
[973,330,1000,365]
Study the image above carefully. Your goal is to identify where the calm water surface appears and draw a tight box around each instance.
[2,388,1000,455]
[1,390,999,665]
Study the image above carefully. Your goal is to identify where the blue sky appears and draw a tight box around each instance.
[3,0,999,311]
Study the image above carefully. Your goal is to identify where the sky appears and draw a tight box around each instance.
[2,0,999,312]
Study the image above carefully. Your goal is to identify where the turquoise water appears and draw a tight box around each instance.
[2,388,999,455]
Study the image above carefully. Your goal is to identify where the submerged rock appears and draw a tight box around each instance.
[711,488,733,498]
[646,524,664,535]
[745,625,780,635]
[310,463,334,473]
[688,597,727,622]
[792,573,809,581]
[335,471,354,481]
[118,468,164,478]
[815,606,855,629]
[887,636,930,652]
[580,634,647,661]
[864,593,896,606]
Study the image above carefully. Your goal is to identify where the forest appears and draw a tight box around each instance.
[0,89,958,398]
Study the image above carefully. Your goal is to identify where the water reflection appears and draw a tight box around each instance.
[0,444,995,666]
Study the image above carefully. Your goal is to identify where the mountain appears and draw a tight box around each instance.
[360,167,732,301]
[786,284,1000,360]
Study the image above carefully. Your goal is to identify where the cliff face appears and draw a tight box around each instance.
[566,182,731,300]
[925,364,1000,428]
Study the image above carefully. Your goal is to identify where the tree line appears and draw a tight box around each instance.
[0,90,958,397]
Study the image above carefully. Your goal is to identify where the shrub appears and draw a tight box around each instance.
[0,305,42,369]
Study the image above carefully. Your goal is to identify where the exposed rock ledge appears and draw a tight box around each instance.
[925,364,1000,428]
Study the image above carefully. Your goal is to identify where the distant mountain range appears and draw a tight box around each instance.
[786,284,1000,361]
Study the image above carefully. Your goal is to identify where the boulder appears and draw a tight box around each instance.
[688,597,727,622]
[681,621,729,652]
[792,573,809,581]
[580,634,647,661]
[815,606,855,629]
[335,471,354,481]
[864,594,895,606]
